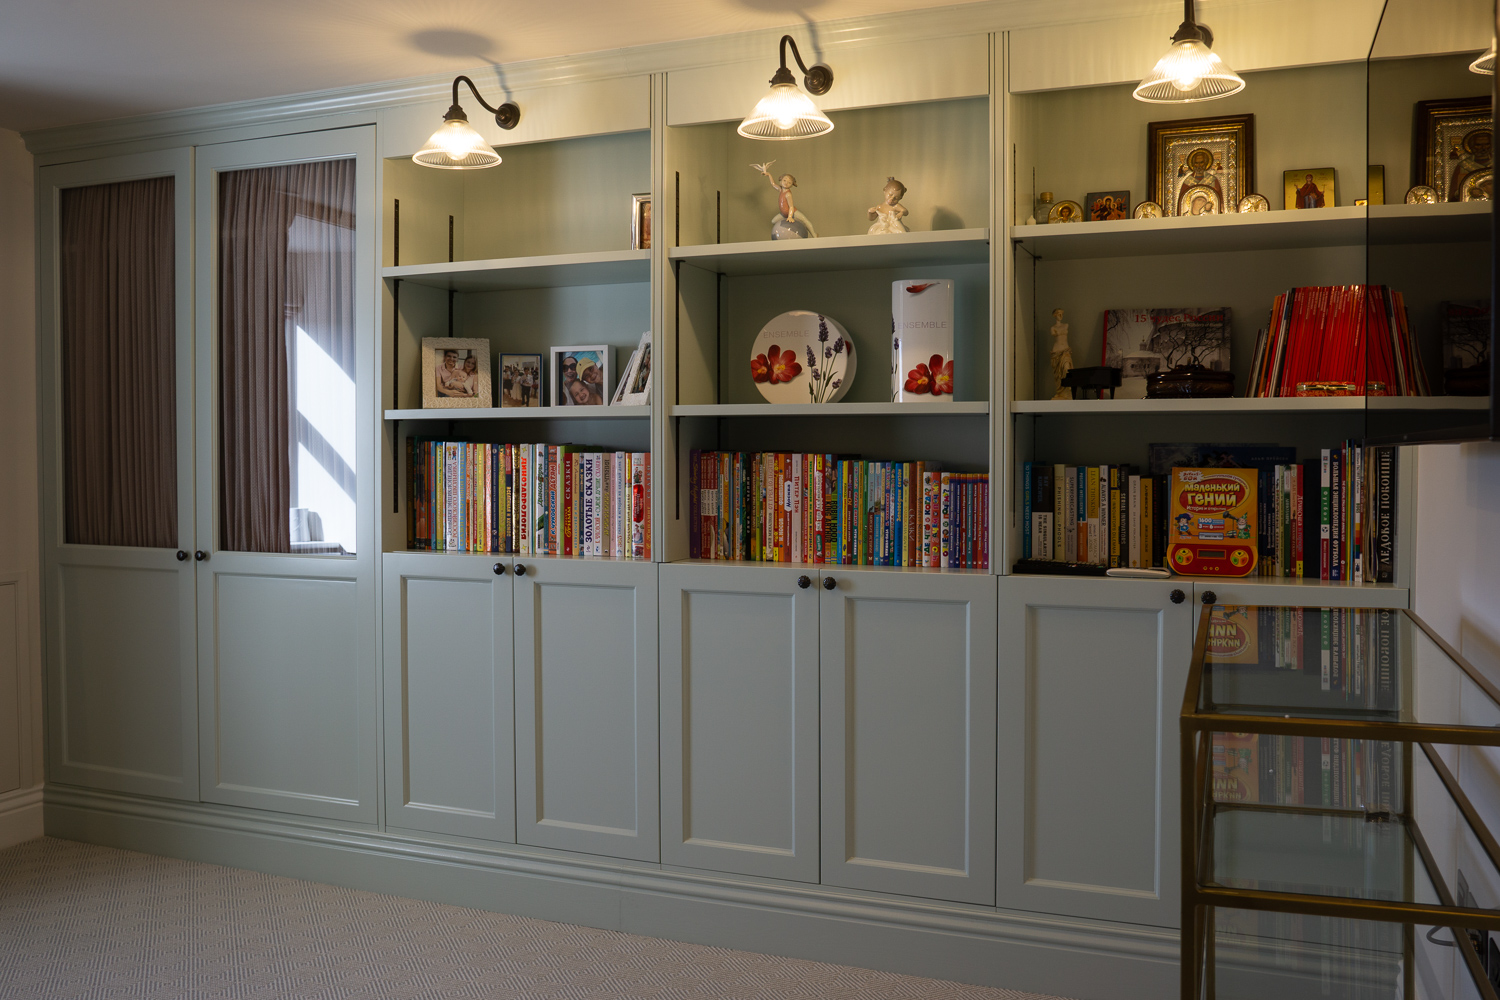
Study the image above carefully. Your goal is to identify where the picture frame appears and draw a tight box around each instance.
[1412,97,1493,202]
[498,353,544,408]
[631,193,652,250]
[616,331,652,406]
[1283,168,1337,210]
[551,345,612,407]
[1367,164,1386,206]
[1147,114,1255,217]
[421,337,492,409]
[1085,190,1130,221]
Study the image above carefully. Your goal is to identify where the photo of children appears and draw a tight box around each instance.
[420,338,492,409]
[500,354,543,408]
[551,346,610,407]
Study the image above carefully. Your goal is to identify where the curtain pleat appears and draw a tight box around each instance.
[219,158,355,553]
[60,177,178,548]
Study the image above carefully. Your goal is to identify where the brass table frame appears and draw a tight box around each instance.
[1180,604,1500,1000]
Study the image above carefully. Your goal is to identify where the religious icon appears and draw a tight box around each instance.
[867,176,910,234]
[751,161,818,239]
[1413,97,1493,203]
[1147,115,1255,218]
[1085,190,1130,221]
[1283,168,1337,210]
[1237,194,1269,212]
[1133,201,1163,219]
[1405,185,1438,204]
[1048,200,1083,224]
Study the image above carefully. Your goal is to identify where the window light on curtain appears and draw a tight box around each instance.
[218,159,357,555]
[59,177,178,548]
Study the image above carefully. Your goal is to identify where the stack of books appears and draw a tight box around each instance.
[689,450,988,568]
[405,439,650,559]
[1246,285,1430,397]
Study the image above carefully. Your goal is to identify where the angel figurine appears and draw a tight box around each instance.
[867,177,909,235]
[751,161,817,240]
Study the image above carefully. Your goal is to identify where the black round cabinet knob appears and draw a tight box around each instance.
[822,576,836,591]
[1201,590,1218,605]
[1169,589,1185,604]
[493,563,506,576]
[176,550,189,561]
[194,550,208,562]
[514,564,527,576]
[797,575,811,590]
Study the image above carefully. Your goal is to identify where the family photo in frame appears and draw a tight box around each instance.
[500,354,543,408]
[420,338,492,409]
[551,346,612,407]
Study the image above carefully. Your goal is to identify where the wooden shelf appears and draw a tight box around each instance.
[1010,396,1487,415]
[1010,202,1490,261]
[1011,208,1366,261]
[669,229,990,276]
[383,248,650,292]
[385,406,651,421]
[670,402,990,418]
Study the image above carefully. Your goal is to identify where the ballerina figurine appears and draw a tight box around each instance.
[751,161,818,240]
[867,177,909,235]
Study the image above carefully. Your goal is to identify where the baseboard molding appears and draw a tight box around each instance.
[44,785,1178,1000]
[0,786,44,849]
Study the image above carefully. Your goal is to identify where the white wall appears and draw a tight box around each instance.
[1414,442,1500,673]
[0,125,42,848]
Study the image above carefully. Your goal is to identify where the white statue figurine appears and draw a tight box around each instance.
[867,176,909,235]
[1049,308,1074,400]
[751,161,817,240]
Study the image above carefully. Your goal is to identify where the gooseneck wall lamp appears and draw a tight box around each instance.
[413,75,521,169]
[738,34,835,140]
[1133,0,1246,104]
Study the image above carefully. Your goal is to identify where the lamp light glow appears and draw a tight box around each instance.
[1133,1,1245,104]
[738,35,835,140]
[413,76,520,170]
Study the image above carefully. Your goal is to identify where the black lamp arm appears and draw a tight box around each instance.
[1170,0,1214,46]
[446,75,521,130]
[771,34,834,95]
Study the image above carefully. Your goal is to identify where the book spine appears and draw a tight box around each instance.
[1022,463,1033,560]
[445,443,460,552]
[1319,449,1331,580]
[1128,473,1141,568]
[1375,446,1396,583]
[1330,447,1344,582]
[940,472,952,568]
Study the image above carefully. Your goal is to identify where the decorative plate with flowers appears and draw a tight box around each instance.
[749,310,856,404]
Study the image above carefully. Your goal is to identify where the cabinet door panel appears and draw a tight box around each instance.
[997,576,1192,926]
[821,571,997,905]
[383,553,514,842]
[514,559,657,861]
[660,564,818,882]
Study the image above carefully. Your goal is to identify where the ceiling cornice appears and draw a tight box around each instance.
[21,0,1190,156]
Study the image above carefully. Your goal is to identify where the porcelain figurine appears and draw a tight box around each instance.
[867,176,909,235]
[752,161,818,240]
[1049,308,1074,400]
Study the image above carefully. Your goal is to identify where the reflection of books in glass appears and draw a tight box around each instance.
[1102,307,1231,399]
[1440,299,1490,372]
[1212,731,1258,802]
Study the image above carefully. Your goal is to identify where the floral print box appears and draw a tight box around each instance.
[749,311,856,404]
[890,279,954,402]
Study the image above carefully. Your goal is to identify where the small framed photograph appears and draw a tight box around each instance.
[551,346,611,407]
[1413,97,1492,202]
[631,193,651,250]
[499,353,543,408]
[1284,168,1336,210]
[1367,164,1386,206]
[616,331,652,406]
[1147,114,1255,217]
[1085,191,1130,221]
[421,338,491,409]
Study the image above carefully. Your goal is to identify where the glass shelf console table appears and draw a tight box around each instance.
[1182,604,1500,1000]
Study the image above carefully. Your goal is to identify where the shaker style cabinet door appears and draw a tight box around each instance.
[194,128,380,824]
[819,570,997,905]
[995,576,1194,927]
[660,563,819,882]
[513,558,658,861]
[38,149,199,800]
[382,553,515,842]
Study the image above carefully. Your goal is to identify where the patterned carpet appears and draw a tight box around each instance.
[0,837,1075,1000]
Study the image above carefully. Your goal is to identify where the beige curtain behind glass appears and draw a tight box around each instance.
[59,177,178,548]
[219,158,355,553]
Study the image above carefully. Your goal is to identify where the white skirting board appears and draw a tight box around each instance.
[44,786,1178,1000]
[0,786,44,849]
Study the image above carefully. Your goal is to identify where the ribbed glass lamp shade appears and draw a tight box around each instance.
[1133,39,1246,103]
[1470,40,1496,75]
[413,118,502,169]
[737,82,834,140]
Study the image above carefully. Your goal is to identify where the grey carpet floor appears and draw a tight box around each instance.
[0,837,1075,1000]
